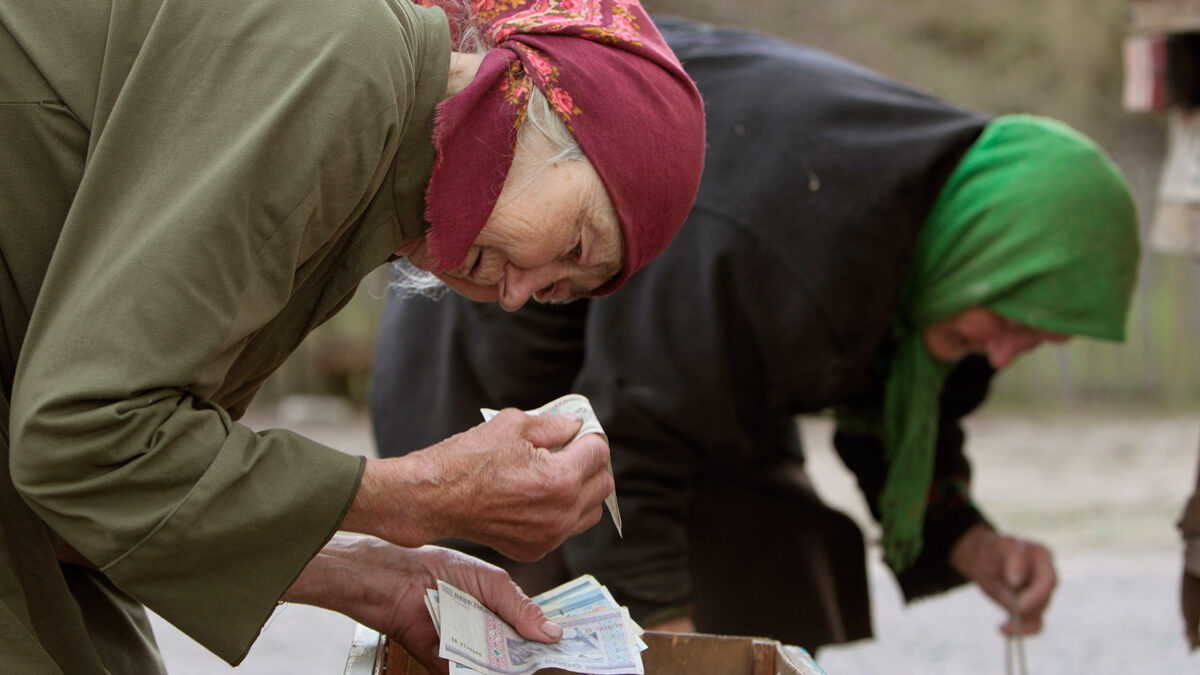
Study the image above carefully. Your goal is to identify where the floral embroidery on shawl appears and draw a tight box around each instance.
[415,0,705,293]
[420,0,643,127]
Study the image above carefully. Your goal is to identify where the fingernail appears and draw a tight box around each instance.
[541,620,563,640]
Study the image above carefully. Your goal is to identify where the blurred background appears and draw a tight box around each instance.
[154,1,1200,672]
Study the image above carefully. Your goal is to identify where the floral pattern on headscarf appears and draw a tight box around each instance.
[415,0,705,295]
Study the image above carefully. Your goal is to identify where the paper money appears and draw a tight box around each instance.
[433,579,644,675]
[429,574,646,675]
[535,575,646,650]
[482,394,622,536]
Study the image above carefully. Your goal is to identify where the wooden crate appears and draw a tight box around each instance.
[344,625,827,675]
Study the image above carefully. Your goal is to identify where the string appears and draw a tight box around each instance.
[1005,590,1028,675]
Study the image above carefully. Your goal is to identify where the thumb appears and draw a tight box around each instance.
[555,433,612,478]
[525,413,583,450]
[483,582,562,643]
[513,598,563,644]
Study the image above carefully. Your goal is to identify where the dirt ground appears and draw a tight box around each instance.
[149,402,1200,674]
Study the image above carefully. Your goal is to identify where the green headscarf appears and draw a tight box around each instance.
[862,114,1141,571]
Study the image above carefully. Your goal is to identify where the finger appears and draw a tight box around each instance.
[566,503,605,538]
[409,639,450,675]
[1016,547,1057,617]
[1002,614,1042,636]
[560,461,613,539]
[555,433,612,478]
[471,569,563,644]
[521,412,584,449]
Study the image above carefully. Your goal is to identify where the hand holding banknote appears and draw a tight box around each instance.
[283,535,561,675]
[427,575,647,675]
[482,394,622,536]
[348,403,613,562]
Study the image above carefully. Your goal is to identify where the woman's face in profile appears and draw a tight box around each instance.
[922,307,1069,369]
[407,137,623,312]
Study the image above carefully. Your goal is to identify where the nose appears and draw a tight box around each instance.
[985,334,1042,370]
[499,264,558,312]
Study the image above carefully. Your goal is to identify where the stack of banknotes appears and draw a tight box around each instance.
[482,394,622,536]
[426,574,647,675]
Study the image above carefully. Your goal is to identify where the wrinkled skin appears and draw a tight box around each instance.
[343,409,613,562]
[284,536,562,674]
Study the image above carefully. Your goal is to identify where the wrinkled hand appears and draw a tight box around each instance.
[284,535,561,675]
[344,408,613,561]
[949,525,1056,636]
[1183,570,1200,649]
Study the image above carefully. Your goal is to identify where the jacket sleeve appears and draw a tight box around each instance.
[7,0,440,663]
[833,355,995,601]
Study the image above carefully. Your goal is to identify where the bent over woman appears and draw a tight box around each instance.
[0,1,703,671]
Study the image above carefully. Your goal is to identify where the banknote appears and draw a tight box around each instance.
[534,575,646,650]
[481,394,622,536]
[436,574,644,638]
[435,580,644,675]
[426,588,441,634]
[430,574,646,674]
[531,574,604,607]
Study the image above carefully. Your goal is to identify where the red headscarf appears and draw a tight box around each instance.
[417,0,705,295]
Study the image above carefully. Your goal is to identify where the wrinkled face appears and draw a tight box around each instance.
[406,137,623,312]
[921,307,1070,369]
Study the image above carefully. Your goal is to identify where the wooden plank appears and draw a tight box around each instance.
[640,632,754,675]
[342,625,386,675]
[751,640,777,675]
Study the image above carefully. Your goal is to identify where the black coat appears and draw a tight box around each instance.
[370,17,995,649]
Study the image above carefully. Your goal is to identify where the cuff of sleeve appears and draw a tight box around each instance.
[894,502,989,602]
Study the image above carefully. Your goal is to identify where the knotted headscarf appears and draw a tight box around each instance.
[416,0,705,294]
[861,114,1141,571]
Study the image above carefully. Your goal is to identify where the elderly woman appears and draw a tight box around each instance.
[0,0,702,672]
[369,17,1140,654]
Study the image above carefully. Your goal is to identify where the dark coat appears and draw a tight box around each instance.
[371,17,995,650]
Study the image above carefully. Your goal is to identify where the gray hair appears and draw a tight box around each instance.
[391,32,585,297]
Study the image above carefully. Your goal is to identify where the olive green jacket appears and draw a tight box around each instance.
[0,0,448,671]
